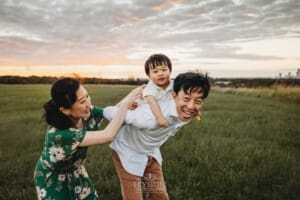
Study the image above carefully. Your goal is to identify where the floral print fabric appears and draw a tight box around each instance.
[34,106,103,200]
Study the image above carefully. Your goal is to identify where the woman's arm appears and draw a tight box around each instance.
[104,103,161,130]
[79,85,144,146]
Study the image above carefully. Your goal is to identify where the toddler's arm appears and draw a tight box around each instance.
[145,95,168,128]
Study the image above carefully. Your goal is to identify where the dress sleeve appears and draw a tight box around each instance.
[47,127,86,163]
[90,106,103,118]
[85,106,104,130]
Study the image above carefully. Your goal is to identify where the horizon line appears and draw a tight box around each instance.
[1,74,299,80]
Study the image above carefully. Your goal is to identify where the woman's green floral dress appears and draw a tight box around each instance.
[34,106,103,200]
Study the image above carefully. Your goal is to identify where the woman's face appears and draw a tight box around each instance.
[68,85,92,120]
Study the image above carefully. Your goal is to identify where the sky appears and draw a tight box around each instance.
[0,0,300,78]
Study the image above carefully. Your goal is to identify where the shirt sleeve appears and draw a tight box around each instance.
[103,105,158,129]
[103,106,117,121]
[143,81,159,98]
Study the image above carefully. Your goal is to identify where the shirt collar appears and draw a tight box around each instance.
[165,79,174,93]
[169,99,178,117]
[149,79,173,92]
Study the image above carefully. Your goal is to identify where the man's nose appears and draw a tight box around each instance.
[187,100,195,109]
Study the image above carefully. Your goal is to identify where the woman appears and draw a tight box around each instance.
[34,77,143,199]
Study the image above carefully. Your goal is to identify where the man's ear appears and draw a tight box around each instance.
[172,92,177,100]
[59,107,70,116]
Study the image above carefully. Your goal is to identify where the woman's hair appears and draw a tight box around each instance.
[43,77,81,130]
[144,53,172,76]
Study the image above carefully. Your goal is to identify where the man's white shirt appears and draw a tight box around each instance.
[103,99,190,176]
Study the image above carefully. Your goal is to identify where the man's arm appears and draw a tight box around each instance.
[103,105,158,129]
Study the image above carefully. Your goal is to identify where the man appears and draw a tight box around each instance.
[104,72,210,200]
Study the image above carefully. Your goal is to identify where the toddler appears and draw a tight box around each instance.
[143,53,173,127]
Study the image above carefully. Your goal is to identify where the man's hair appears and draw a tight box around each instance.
[144,53,172,76]
[173,72,210,99]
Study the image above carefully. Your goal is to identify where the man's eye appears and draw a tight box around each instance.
[184,97,190,101]
[196,99,203,104]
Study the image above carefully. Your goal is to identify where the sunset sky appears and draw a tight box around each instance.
[0,0,300,78]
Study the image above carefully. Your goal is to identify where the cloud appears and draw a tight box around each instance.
[0,0,299,69]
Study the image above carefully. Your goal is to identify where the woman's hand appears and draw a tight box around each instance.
[122,85,145,106]
[79,85,146,147]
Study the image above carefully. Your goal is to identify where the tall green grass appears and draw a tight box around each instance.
[0,84,299,199]
[214,86,300,103]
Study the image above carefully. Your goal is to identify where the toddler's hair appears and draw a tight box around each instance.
[144,53,172,76]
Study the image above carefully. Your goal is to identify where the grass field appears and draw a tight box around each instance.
[214,86,300,103]
[0,84,299,200]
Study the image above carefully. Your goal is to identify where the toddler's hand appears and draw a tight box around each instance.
[194,111,201,121]
[123,84,145,106]
[158,117,168,128]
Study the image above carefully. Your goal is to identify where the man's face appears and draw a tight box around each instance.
[172,88,204,122]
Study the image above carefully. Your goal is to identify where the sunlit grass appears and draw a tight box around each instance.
[0,84,299,199]
[213,85,300,103]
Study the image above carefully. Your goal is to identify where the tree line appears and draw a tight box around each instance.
[0,75,147,85]
[0,75,300,87]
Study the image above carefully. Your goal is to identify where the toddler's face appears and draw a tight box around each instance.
[148,64,171,89]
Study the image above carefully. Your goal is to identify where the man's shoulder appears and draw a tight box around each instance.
[157,99,175,114]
